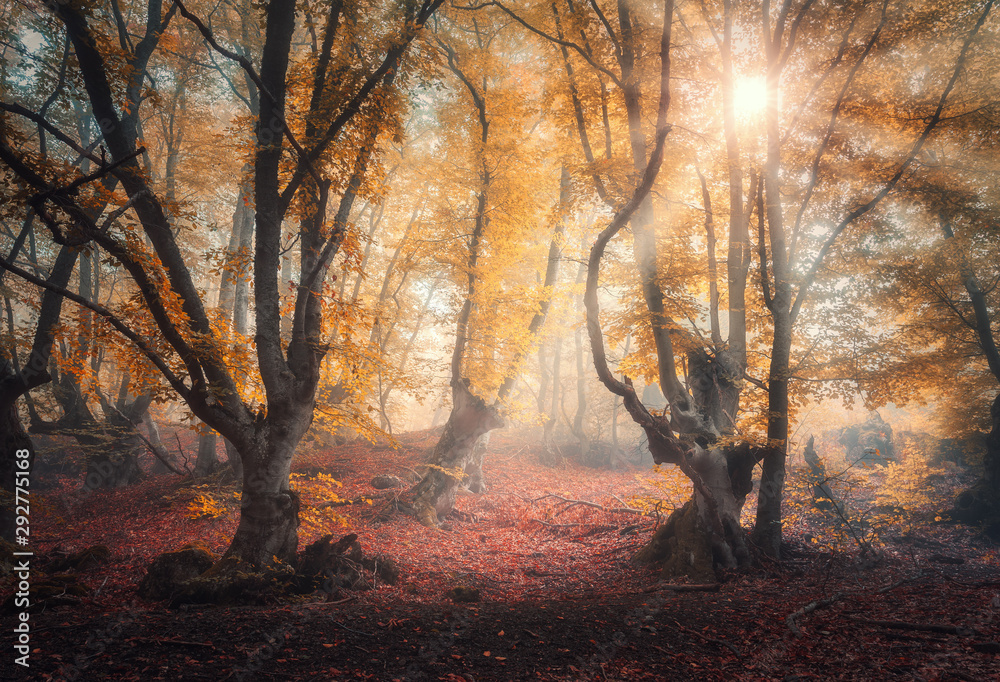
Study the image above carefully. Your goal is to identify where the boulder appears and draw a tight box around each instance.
[137,545,216,600]
[371,474,407,489]
[49,544,111,572]
[447,586,480,603]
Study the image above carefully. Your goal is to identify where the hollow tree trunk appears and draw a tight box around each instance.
[410,380,503,527]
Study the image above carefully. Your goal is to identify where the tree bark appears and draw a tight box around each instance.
[410,380,503,526]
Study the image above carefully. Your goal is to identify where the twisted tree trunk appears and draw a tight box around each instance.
[410,380,503,527]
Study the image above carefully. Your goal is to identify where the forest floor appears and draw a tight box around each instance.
[5,429,1000,680]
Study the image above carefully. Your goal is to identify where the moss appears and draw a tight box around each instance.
[168,555,299,608]
[138,546,216,600]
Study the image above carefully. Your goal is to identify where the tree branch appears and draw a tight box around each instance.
[0,252,191,402]
[455,1,624,87]
[789,0,995,324]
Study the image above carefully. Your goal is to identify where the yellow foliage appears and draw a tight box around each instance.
[629,464,693,513]
[876,449,941,514]
[289,472,350,536]
[185,489,241,520]
[425,464,467,481]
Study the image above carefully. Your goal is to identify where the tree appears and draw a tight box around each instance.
[0,0,444,566]
[409,12,566,526]
[750,0,996,557]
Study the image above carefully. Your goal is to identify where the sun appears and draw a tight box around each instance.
[732,76,767,120]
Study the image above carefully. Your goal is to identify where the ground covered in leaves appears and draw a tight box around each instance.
[5,429,1000,680]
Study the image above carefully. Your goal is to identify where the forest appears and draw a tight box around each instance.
[0,0,999,679]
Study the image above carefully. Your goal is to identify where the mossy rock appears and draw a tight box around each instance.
[447,586,480,603]
[50,545,111,572]
[168,556,302,608]
[952,484,1000,541]
[0,537,16,579]
[138,546,216,600]
[371,474,406,489]
[3,574,88,613]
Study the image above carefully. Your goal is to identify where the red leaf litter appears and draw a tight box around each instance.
[9,428,1000,681]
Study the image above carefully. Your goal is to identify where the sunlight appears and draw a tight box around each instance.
[732,75,767,120]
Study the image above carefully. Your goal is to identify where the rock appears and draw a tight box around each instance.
[371,474,407,489]
[138,545,216,600]
[3,574,89,613]
[49,544,111,572]
[447,586,480,603]
[0,538,16,579]
[169,556,301,608]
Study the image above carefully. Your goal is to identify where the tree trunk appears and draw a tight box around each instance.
[986,393,1000,494]
[410,380,503,527]
[144,411,178,475]
[83,395,154,489]
[953,393,1000,539]
[751,307,792,558]
[0,358,33,545]
[634,442,755,580]
[541,334,563,463]
[572,320,589,462]
[195,429,220,477]
[224,413,311,565]
[537,341,550,415]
